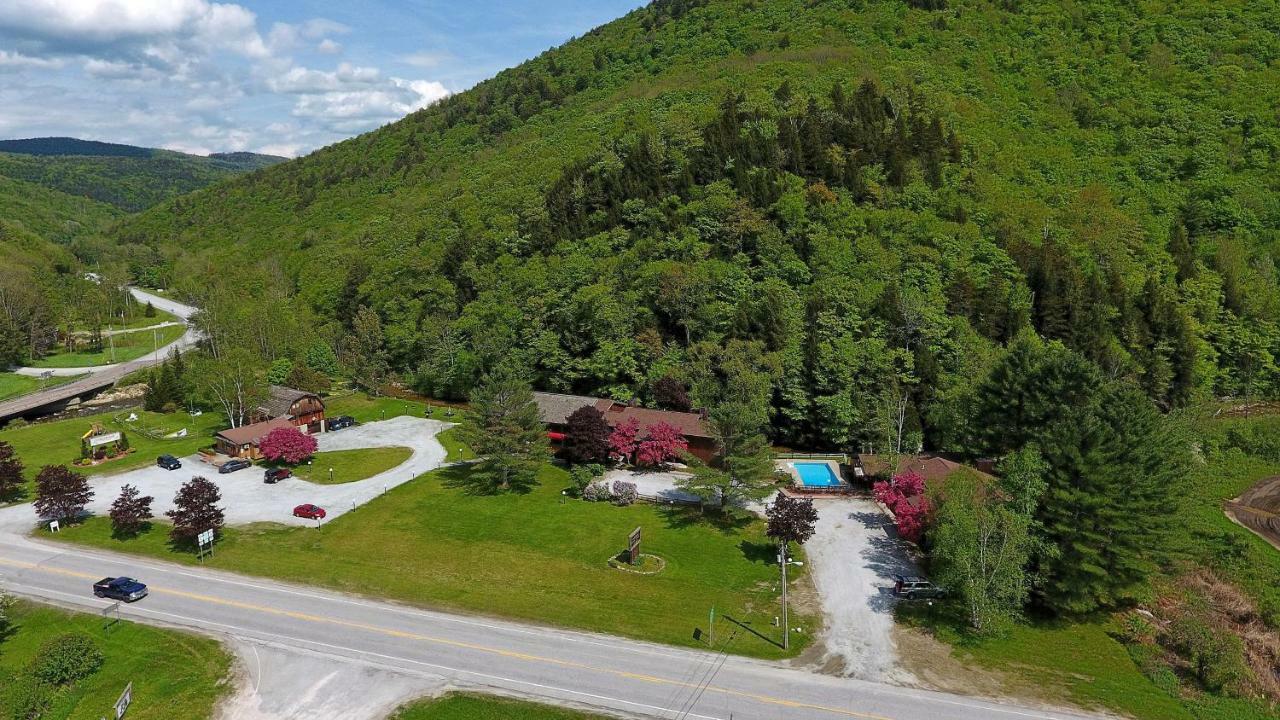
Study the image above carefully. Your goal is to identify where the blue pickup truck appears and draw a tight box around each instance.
[93,577,149,602]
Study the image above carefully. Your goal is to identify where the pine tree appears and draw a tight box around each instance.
[459,367,550,492]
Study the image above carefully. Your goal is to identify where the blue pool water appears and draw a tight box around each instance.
[794,462,842,487]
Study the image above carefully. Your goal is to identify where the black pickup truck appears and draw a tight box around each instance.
[93,577,149,602]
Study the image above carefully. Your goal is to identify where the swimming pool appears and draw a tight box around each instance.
[793,462,842,487]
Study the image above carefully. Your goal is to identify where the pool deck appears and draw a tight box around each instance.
[776,458,854,496]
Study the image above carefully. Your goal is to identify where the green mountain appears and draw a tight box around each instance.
[112,0,1280,448]
[0,139,286,213]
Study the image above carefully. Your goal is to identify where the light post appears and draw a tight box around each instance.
[777,546,804,650]
[308,459,313,481]
[328,467,334,483]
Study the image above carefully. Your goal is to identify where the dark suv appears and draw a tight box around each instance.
[264,467,292,484]
[219,458,251,474]
[157,454,182,470]
[892,575,947,600]
[327,415,357,431]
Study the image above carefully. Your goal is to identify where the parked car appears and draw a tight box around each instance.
[264,467,292,484]
[293,504,326,520]
[892,575,947,600]
[156,454,182,470]
[93,577,149,602]
[219,458,251,474]
[327,415,357,431]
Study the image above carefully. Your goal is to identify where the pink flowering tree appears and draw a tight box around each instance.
[259,427,318,465]
[873,470,930,542]
[635,422,688,467]
[608,417,641,462]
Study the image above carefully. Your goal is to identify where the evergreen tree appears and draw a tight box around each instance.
[459,367,550,492]
[345,306,389,395]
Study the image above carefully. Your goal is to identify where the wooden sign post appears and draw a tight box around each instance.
[628,526,642,565]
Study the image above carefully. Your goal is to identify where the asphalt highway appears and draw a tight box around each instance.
[0,533,1107,720]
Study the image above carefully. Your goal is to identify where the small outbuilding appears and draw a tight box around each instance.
[215,417,295,460]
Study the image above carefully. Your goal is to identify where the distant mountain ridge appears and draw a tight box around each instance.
[0,137,287,213]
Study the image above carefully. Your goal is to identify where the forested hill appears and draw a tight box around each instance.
[112,0,1280,451]
[0,138,286,212]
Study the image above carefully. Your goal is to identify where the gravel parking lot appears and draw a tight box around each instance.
[4,416,451,531]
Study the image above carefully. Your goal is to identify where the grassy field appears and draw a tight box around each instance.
[0,408,224,501]
[30,323,186,368]
[0,601,231,720]
[900,608,1193,719]
[287,446,414,484]
[95,306,180,331]
[392,694,608,720]
[0,372,87,401]
[50,461,812,660]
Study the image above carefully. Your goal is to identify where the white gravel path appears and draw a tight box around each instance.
[804,497,920,682]
[0,416,451,532]
[600,467,702,503]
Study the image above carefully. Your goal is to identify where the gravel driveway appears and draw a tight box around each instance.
[804,497,920,682]
[2,416,451,531]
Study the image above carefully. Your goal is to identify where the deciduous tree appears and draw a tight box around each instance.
[192,347,266,427]
[873,470,929,542]
[563,405,610,464]
[0,440,23,499]
[929,471,1031,633]
[167,476,224,544]
[259,427,318,464]
[766,494,818,548]
[33,465,92,522]
[635,421,687,467]
[652,376,692,411]
[108,484,153,537]
[608,417,641,461]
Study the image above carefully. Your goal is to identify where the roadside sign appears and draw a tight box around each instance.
[197,529,214,547]
[48,520,60,533]
[114,681,132,719]
[102,602,121,634]
[627,526,642,565]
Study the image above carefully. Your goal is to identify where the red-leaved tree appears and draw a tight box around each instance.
[259,427,318,464]
[608,417,641,461]
[635,422,688,467]
[873,470,930,542]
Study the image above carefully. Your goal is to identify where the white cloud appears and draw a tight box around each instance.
[317,38,342,55]
[400,51,452,69]
[0,49,65,69]
[291,77,448,129]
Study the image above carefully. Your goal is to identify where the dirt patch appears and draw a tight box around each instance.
[891,624,1014,698]
[1214,401,1280,419]
[1225,475,1280,551]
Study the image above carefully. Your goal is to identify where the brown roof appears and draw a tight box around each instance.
[858,454,995,483]
[258,385,322,419]
[216,417,295,447]
[532,391,713,440]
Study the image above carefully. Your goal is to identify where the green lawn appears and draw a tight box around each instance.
[50,462,813,660]
[0,372,88,401]
[30,323,186,368]
[392,694,608,720]
[325,392,465,424]
[0,408,225,501]
[95,306,179,331]
[287,446,413,484]
[0,601,231,720]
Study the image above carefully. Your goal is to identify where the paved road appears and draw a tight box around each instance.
[0,289,198,422]
[11,287,198,377]
[0,532,1105,720]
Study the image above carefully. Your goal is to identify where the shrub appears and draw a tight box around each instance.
[582,481,610,502]
[28,633,103,686]
[569,465,595,494]
[611,480,638,506]
[1166,616,1252,694]
[4,675,52,720]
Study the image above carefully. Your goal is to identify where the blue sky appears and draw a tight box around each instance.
[0,0,645,157]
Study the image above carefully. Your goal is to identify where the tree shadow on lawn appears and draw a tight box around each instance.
[659,505,754,535]
[738,539,777,565]
[438,463,538,496]
[110,520,153,541]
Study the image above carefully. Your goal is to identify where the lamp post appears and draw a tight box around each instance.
[328,467,334,483]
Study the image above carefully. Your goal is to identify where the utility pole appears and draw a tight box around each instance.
[779,543,790,651]
[107,324,116,363]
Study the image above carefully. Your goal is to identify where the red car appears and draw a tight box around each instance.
[293,504,326,520]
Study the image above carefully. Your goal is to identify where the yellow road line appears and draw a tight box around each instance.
[0,556,889,719]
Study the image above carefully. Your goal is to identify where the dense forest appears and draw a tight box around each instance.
[0,140,282,366]
[114,0,1280,451]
